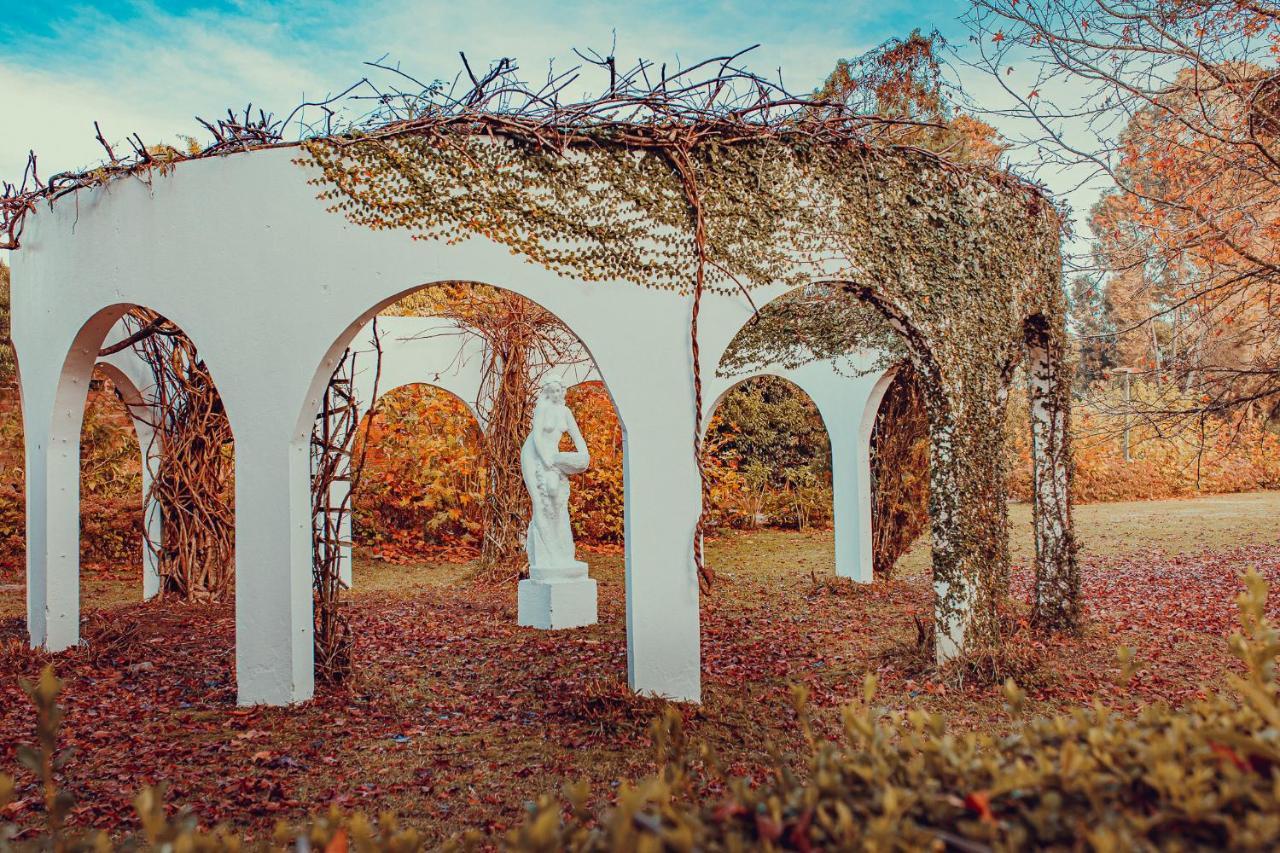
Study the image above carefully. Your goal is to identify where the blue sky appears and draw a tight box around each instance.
[1,1,1099,238]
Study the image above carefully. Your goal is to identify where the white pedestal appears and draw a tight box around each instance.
[518,567,598,630]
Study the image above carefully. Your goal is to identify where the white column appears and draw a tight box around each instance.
[832,370,895,583]
[24,386,83,651]
[234,430,314,705]
[830,426,874,583]
[621,411,702,703]
[24,320,112,652]
[135,420,164,600]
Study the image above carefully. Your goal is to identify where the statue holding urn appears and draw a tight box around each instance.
[517,378,598,628]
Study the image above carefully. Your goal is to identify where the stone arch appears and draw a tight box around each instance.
[708,275,1016,659]
[7,140,1073,704]
[292,280,635,697]
[345,379,486,573]
[297,281,626,448]
[701,372,836,541]
[706,279,946,590]
[20,304,234,651]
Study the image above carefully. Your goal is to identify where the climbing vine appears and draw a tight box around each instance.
[299,117,1070,652]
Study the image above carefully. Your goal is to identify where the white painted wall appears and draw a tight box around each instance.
[14,146,890,706]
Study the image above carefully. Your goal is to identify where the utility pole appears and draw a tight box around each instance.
[1116,367,1134,462]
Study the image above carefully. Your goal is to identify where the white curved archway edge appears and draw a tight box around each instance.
[12,147,892,706]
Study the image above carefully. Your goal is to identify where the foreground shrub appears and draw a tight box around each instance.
[3,570,1280,850]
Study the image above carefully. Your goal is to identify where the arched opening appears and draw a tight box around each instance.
[306,282,624,682]
[702,375,834,542]
[76,365,145,609]
[712,279,1008,660]
[352,383,486,567]
[24,305,235,654]
[341,378,626,582]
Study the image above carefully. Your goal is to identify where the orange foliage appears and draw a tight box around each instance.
[0,371,143,576]
[352,385,485,563]
[565,383,624,548]
[1007,397,1280,503]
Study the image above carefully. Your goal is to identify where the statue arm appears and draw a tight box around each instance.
[565,409,588,455]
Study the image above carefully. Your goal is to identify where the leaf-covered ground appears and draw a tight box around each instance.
[0,492,1278,841]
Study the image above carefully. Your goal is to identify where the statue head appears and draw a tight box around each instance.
[537,377,568,406]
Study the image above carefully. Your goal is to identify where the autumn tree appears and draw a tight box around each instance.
[967,1,1280,421]
[1068,273,1119,386]
[818,30,1006,167]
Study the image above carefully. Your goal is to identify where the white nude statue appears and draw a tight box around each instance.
[521,378,590,580]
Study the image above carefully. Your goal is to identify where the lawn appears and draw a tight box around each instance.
[1,491,1278,841]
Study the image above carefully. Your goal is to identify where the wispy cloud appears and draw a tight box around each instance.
[0,1,957,170]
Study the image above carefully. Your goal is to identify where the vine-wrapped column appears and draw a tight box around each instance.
[137,418,163,599]
[926,373,1011,660]
[1027,317,1079,631]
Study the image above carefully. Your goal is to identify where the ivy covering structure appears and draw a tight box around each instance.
[299,129,1077,653]
[4,53,1077,704]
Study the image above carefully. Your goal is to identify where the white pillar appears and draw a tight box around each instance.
[621,412,702,703]
[136,419,163,599]
[23,317,115,652]
[234,430,314,705]
[24,385,83,651]
[830,426,874,583]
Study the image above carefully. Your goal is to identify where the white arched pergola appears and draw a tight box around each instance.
[15,146,891,706]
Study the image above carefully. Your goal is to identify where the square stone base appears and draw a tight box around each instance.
[517,576,598,630]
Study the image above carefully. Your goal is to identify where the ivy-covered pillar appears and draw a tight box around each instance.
[1026,316,1079,632]
[925,367,1011,661]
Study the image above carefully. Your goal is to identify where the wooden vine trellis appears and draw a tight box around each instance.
[107,310,235,600]
[310,329,382,681]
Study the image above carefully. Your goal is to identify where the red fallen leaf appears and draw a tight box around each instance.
[755,812,782,841]
[1209,741,1248,771]
[326,829,349,853]
[251,750,273,763]
[711,799,748,822]
[964,791,996,823]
